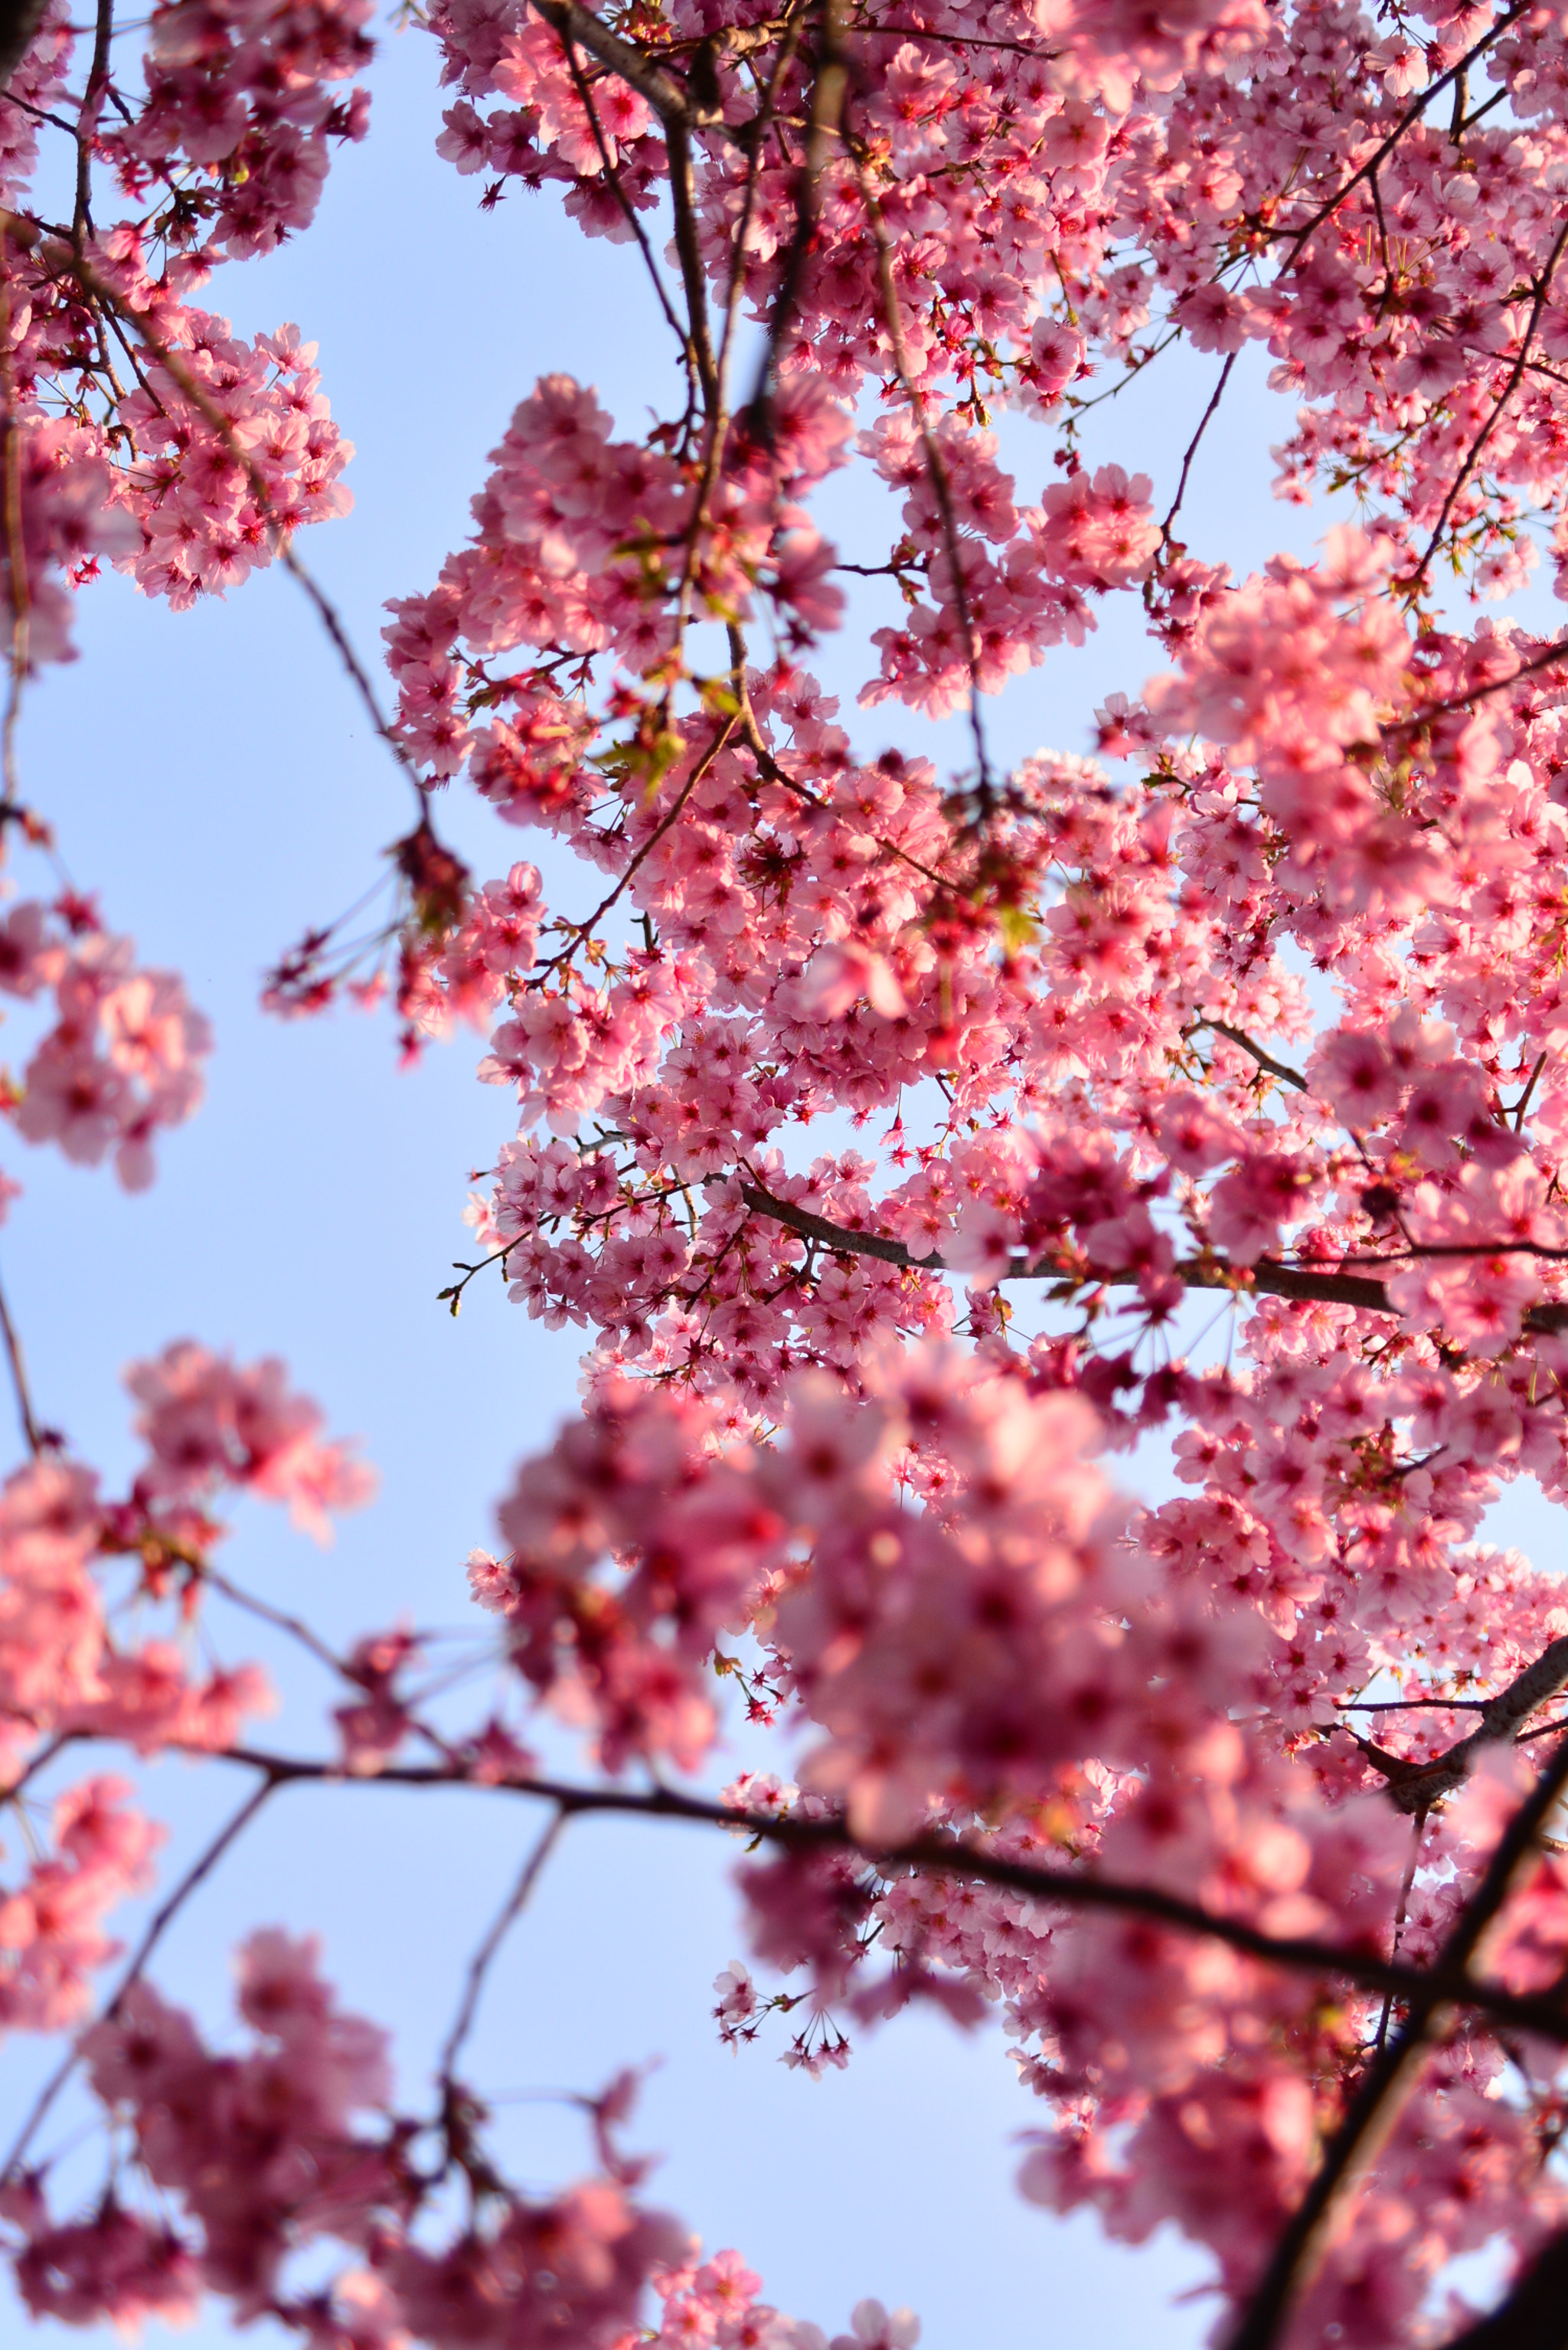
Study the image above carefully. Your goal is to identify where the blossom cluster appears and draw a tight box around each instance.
[2,895,212,1191]
[2,1924,878,2348]
[105,0,374,258]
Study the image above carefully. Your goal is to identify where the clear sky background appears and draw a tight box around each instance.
[0,19,1561,2347]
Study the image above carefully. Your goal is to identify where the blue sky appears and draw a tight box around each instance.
[0,16,1558,2345]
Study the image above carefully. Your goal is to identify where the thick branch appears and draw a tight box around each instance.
[748,0,849,421]
[0,0,49,93]
[1438,2225,1568,2348]
[1355,1638,1568,1815]
[526,0,703,131]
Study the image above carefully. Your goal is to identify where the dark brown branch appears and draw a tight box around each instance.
[732,1176,1568,1332]
[1272,3,1527,263]
[73,0,113,243]
[1383,632,1568,741]
[1159,351,1236,546]
[850,145,995,803]
[196,1561,357,1682]
[0,0,51,93]
[526,0,705,132]
[1227,2027,1431,2350]
[533,714,738,979]
[665,116,721,415]
[1437,2224,1568,2348]
[560,36,693,401]
[1230,1724,1568,2350]
[23,1734,1568,2051]
[1353,1639,1568,1815]
[1192,1018,1308,1091]
[747,0,849,423]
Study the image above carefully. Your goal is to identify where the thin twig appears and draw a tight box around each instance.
[0,1260,42,1455]
[196,1561,352,1682]
[1160,351,1236,545]
[1192,1018,1307,1091]
[36,236,428,819]
[557,34,694,413]
[537,712,737,973]
[729,1175,1568,1336]
[1404,211,1568,593]
[437,1808,567,2088]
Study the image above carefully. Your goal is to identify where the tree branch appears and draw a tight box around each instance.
[525,0,704,132]
[19,1735,1568,2051]
[1228,1724,1568,2350]
[1405,210,1568,593]
[747,0,849,425]
[1272,3,1527,263]
[1351,1639,1568,1815]
[1159,351,1236,547]
[733,1176,1568,1331]
[1437,2224,1568,2348]
[0,0,51,95]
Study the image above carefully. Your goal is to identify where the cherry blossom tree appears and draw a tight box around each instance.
[11,0,1568,2339]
